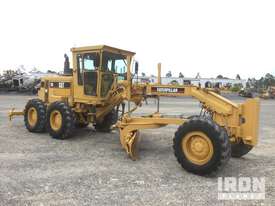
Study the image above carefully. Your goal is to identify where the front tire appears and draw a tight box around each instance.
[95,109,118,132]
[47,101,75,139]
[75,113,89,128]
[173,117,231,175]
[76,122,89,128]
[24,99,47,133]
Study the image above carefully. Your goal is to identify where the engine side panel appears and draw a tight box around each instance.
[38,76,73,105]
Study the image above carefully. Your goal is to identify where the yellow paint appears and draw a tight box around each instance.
[27,107,38,127]
[181,131,214,165]
[50,110,62,131]
[8,108,24,121]
[116,114,186,159]
[239,98,260,145]
[157,63,161,84]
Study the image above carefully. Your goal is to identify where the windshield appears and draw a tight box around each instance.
[102,52,127,80]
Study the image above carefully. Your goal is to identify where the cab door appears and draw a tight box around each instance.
[99,51,127,98]
[100,71,114,98]
[82,53,99,96]
[75,52,100,99]
[100,52,115,98]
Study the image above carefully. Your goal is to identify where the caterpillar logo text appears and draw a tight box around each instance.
[151,87,185,93]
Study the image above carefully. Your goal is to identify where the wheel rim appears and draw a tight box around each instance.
[28,107,38,127]
[182,131,214,165]
[50,110,62,131]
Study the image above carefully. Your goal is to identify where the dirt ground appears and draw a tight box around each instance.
[0,94,274,206]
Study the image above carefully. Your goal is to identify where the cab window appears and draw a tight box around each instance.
[77,53,99,85]
[102,52,126,72]
[83,53,97,70]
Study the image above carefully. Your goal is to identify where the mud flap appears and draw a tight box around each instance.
[240,98,260,146]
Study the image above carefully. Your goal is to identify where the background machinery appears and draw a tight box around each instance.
[9,45,260,175]
[260,86,275,99]
[239,88,253,98]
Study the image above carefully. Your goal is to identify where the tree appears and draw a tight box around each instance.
[170,80,179,85]
[246,78,252,88]
[166,71,172,77]
[246,74,275,92]
[263,73,275,88]
[236,74,241,80]
[217,75,224,79]
[179,72,184,78]
[141,72,146,77]
[47,70,57,74]
[17,65,26,74]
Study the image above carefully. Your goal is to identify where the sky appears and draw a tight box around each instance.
[0,0,275,79]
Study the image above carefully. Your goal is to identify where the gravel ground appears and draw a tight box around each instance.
[0,94,274,206]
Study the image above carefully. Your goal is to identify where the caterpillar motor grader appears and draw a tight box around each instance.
[9,45,260,175]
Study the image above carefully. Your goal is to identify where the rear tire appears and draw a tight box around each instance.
[173,117,231,175]
[95,109,118,132]
[75,113,89,128]
[231,141,253,158]
[47,101,75,139]
[24,99,46,133]
[76,122,89,128]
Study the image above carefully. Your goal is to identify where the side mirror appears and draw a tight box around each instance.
[134,61,139,74]
[94,53,100,67]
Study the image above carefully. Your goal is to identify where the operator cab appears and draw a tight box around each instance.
[71,45,135,103]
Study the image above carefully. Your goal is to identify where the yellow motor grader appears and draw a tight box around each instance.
[9,45,260,175]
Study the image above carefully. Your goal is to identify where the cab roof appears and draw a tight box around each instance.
[71,45,136,56]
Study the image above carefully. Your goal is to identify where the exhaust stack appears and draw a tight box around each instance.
[64,54,72,75]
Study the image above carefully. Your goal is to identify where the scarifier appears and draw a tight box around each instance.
[9,45,260,175]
